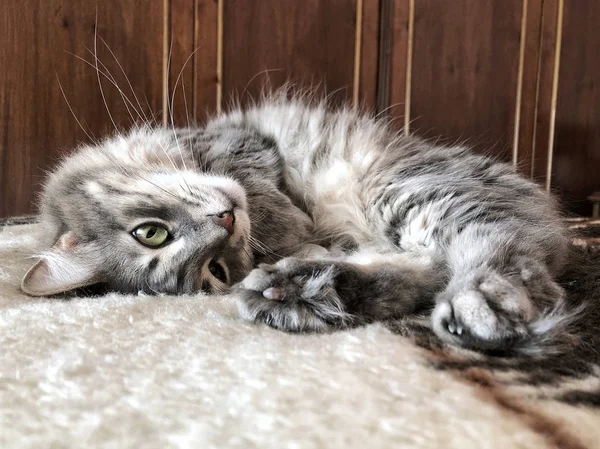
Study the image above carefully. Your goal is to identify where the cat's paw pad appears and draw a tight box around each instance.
[432,272,533,350]
[235,259,352,332]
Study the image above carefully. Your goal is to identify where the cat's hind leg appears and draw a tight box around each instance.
[432,225,567,352]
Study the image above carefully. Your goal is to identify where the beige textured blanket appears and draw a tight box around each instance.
[1,223,598,449]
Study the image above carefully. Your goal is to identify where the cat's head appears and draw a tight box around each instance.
[21,127,253,296]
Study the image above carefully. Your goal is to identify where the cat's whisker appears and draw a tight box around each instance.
[98,36,153,128]
[181,97,202,173]
[147,136,181,173]
[251,211,269,223]
[68,51,145,128]
[55,74,96,144]
[242,246,253,263]
[88,43,161,131]
[249,236,284,259]
[84,47,138,126]
[142,92,159,126]
[84,42,179,173]
[172,48,202,173]
[138,176,182,200]
[249,242,278,263]
[170,48,201,129]
[145,279,161,296]
[373,102,405,121]
[248,237,269,254]
[241,68,283,104]
[164,38,195,197]
[322,85,349,107]
[97,152,180,200]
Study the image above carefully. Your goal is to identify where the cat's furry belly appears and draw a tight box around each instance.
[307,158,379,247]
[288,146,442,258]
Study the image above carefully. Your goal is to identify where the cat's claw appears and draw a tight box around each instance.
[445,317,463,336]
[262,286,283,300]
[432,271,535,351]
[447,321,456,334]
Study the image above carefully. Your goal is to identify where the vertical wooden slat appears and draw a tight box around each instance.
[378,0,412,128]
[545,0,563,192]
[352,0,364,108]
[162,0,170,126]
[0,0,164,218]
[222,0,357,107]
[512,0,529,167]
[168,0,219,126]
[530,0,561,185]
[357,0,380,111]
[376,0,393,113]
[552,0,600,215]
[216,0,224,114]
[407,0,523,160]
[403,0,414,135]
[514,0,544,176]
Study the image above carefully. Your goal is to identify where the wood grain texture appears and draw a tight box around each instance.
[357,0,380,111]
[0,1,164,217]
[514,0,543,176]
[169,0,195,127]
[383,0,412,128]
[408,0,523,161]
[169,0,219,126]
[221,0,357,107]
[531,0,560,185]
[377,0,412,127]
[1,0,598,218]
[376,0,393,113]
[193,0,219,122]
[552,0,600,216]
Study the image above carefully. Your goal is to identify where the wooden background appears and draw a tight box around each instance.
[0,0,598,218]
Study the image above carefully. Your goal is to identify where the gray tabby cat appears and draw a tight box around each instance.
[21,93,571,354]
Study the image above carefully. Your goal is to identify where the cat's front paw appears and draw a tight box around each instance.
[235,258,354,332]
[432,271,536,351]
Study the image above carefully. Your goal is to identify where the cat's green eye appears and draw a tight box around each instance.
[132,224,171,247]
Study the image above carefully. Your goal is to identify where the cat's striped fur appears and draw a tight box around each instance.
[22,93,592,355]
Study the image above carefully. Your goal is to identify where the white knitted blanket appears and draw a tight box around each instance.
[1,223,598,449]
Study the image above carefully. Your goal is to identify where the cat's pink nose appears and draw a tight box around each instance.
[213,210,235,235]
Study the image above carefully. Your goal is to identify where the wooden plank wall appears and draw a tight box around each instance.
[0,1,165,217]
[1,0,599,218]
[553,0,600,215]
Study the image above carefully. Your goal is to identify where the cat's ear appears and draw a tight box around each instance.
[21,232,102,296]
